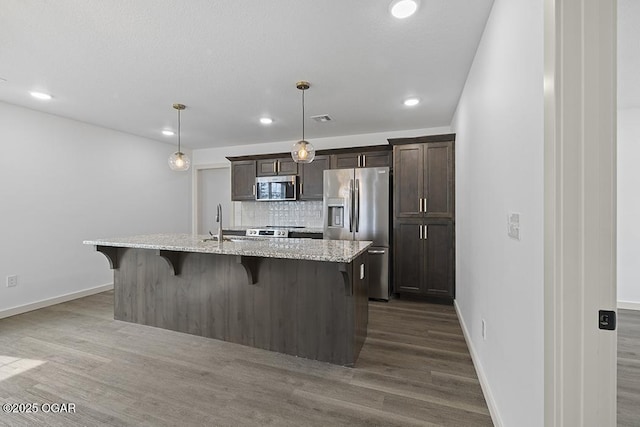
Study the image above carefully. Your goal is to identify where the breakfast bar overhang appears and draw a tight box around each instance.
[84,234,371,366]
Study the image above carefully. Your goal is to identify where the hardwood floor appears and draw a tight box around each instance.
[618,309,640,426]
[0,291,491,426]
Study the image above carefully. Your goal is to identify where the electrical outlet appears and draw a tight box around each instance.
[481,319,487,340]
[6,275,18,288]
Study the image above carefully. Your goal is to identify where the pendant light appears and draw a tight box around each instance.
[291,81,315,163]
[168,103,191,171]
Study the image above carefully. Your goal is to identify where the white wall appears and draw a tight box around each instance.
[193,126,451,165]
[618,108,640,306]
[451,0,544,425]
[0,102,191,314]
[197,167,231,234]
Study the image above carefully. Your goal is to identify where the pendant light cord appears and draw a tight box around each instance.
[177,108,181,153]
[302,89,305,141]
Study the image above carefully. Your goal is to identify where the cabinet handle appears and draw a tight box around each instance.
[419,224,423,240]
[300,183,303,194]
[273,162,277,174]
[252,184,256,195]
[277,161,280,174]
[362,154,366,168]
[424,225,428,239]
[357,155,361,168]
[424,196,427,212]
[419,198,422,213]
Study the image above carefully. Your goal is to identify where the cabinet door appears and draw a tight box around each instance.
[231,160,256,201]
[393,144,423,218]
[256,159,278,176]
[331,153,360,169]
[299,155,329,200]
[361,151,392,168]
[422,220,454,297]
[424,142,454,218]
[257,158,298,176]
[277,158,298,175]
[393,220,424,293]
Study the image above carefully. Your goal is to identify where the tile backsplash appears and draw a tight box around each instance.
[234,201,323,228]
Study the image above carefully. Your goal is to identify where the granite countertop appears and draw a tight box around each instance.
[84,233,371,263]
[224,226,324,234]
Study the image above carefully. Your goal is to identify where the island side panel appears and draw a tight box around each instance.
[352,251,369,362]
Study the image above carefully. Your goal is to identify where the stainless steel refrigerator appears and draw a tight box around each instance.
[323,167,390,300]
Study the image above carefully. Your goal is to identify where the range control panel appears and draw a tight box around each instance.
[245,229,289,238]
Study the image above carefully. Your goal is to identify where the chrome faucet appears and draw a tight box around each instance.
[215,203,223,242]
[204,204,224,242]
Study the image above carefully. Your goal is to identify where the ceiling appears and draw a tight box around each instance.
[0,0,494,150]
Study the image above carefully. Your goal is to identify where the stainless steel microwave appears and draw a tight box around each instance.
[255,175,298,201]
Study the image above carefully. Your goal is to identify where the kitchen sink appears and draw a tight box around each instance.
[201,236,267,243]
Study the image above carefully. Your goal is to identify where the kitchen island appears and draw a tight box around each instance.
[84,234,370,366]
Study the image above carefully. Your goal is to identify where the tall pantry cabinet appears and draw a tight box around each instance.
[390,135,455,299]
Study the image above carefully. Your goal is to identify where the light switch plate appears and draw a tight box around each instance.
[508,212,521,240]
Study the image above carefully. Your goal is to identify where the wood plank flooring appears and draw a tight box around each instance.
[618,309,640,426]
[0,291,491,426]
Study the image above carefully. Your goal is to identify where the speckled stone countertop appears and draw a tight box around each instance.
[223,226,324,234]
[84,233,371,263]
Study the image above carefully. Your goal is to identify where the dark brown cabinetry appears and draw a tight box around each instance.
[228,145,392,203]
[390,134,455,299]
[394,219,454,296]
[330,149,392,169]
[257,158,298,176]
[231,160,257,201]
[299,155,329,200]
[394,142,454,219]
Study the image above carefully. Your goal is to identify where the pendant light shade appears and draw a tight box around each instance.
[168,103,191,171]
[291,81,315,163]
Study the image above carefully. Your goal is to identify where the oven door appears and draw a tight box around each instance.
[255,175,297,201]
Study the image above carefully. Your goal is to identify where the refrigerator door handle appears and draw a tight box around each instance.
[354,179,360,232]
[349,179,354,232]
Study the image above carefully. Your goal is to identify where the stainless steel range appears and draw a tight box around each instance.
[245,228,289,238]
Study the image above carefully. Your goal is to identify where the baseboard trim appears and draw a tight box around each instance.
[0,283,113,320]
[454,300,503,427]
[618,300,640,311]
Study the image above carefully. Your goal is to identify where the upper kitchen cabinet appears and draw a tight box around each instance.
[299,155,329,200]
[230,160,257,201]
[392,138,454,219]
[256,157,298,176]
[330,148,392,169]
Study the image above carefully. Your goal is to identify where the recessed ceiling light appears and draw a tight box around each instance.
[404,97,420,107]
[259,117,273,125]
[162,130,175,136]
[30,91,52,101]
[0,77,7,83]
[390,0,419,19]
